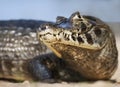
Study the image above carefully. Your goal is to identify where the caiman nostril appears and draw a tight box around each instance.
[39,24,48,31]
[41,26,46,30]
[39,35,42,37]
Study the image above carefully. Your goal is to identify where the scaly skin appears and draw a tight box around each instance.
[0,20,85,82]
[0,26,54,81]
[38,12,118,80]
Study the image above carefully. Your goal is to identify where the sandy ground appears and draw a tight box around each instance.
[0,80,119,87]
[0,23,120,87]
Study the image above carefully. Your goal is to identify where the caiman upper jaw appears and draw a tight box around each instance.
[37,23,62,43]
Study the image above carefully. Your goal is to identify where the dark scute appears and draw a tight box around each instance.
[77,36,84,43]
[71,32,76,41]
[53,34,56,36]
[64,33,70,41]
[94,28,102,37]
[85,33,93,44]
[64,33,67,38]
[71,35,76,41]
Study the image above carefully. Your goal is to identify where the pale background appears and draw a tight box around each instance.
[0,0,120,22]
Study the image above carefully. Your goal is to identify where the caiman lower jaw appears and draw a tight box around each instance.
[41,40,62,58]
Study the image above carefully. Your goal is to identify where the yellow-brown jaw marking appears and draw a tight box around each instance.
[37,22,109,51]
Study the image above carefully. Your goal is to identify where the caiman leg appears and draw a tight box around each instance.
[27,53,84,82]
[27,53,57,82]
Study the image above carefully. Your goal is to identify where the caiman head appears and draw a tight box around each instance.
[37,11,112,58]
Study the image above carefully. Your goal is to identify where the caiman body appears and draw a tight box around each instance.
[0,24,52,81]
[0,20,82,82]
[0,11,118,82]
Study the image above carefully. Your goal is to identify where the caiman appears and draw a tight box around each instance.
[37,11,118,80]
[0,19,88,82]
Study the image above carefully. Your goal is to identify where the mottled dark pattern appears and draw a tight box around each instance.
[77,36,84,43]
[85,33,93,44]
[94,27,102,37]
[80,22,87,32]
